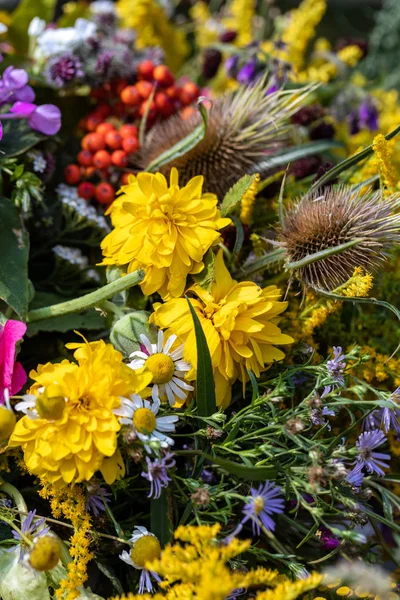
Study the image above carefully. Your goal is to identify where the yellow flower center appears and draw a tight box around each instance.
[130,535,161,568]
[254,496,264,515]
[36,384,66,420]
[0,406,16,440]
[145,353,175,384]
[133,407,157,434]
[29,535,61,571]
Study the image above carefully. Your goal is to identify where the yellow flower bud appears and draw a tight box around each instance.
[36,384,66,420]
[29,535,61,571]
[0,405,16,440]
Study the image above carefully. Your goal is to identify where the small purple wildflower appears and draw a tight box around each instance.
[326,346,346,387]
[200,468,216,484]
[10,510,50,561]
[354,430,390,477]
[96,51,114,77]
[346,462,364,488]
[358,101,379,131]
[225,55,239,77]
[237,57,258,85]
[86,483,112,517]
[364,388,400,435]
[142,452,175,499]
[46,53,83,88]
[241,481,284,537]
[320,526,340,550]
[311,406,335,429]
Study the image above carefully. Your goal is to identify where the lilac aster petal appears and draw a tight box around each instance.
[3,66,29,90]
[10,101,36,116]
[28,104,62,135]
[13,85,35,103]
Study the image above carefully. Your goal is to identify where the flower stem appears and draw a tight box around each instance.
[26,269,145,323]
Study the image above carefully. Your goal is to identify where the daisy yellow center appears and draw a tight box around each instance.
[254,496,264,515]
[29,535,61,571]
[130,535,161,568]
[133,407,157,434]
[145,353,175,384]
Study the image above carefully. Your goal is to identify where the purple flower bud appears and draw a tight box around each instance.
[0,121,2,141]
[225,55,239,77]
[13,85,35,103]
[3,66,29,90]
[237,58,257,85]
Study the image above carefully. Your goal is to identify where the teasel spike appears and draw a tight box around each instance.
[280,185,400,291]
[137,79,317,198]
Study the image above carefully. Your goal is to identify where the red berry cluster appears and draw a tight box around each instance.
[64,61,201,207]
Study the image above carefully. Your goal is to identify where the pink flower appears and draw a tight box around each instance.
[0,320,27,404]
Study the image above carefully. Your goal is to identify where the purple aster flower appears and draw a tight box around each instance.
[364,388,400,435]
[86,483,112,517]
[320,526,340,550]
[311,406,335,429]
[226,589,246,599]
[10,510,50,561]
[201,468,216,484]
[346,462,364,487]
[326,347,346,387]
[354,430,390,477]
[241,481,284,536]
[237,57,258,85]
[225,54,239,77]
[358,101,378,132]
[96,51,114,77]
[0,66,35,105]
[46,53,84,88]
[141,452,175,499]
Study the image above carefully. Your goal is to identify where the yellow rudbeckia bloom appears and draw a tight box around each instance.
[9,338,152,486]
[100,168,231,300]
[150,250,294,407]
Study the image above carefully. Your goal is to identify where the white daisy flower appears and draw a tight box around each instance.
[15,394,39,419]
[113,394,178,453]
[119,526,161,594]
[128,331,194,407]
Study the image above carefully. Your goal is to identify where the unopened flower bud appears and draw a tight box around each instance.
[191,487,211,508]
[110,311,157,357]
[29,535,61,571]
[286,417,305,434]
[0,405,16,440]
[36,384,66,420]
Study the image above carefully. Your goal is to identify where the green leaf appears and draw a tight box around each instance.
[0,197,29,318]
[286,238,363,270]
[230,216,244,263]
[193,249,215,291]
[310,122,400,191]
[146,101,208,172]
[151,490,172,547]
[27,310,107,336]
[0,120,47,158]
[220,173,258,218]
[247,369,259,402]
[176,450,276,481]
[254,140,343,175]
[186,297,216,417]
[8,0,56,53]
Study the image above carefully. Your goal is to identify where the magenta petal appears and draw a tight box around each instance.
[10,101,37,116]
[0,121,3,141]
[0,320,27,403]
[10,361,27,396]
[28,104,61,135]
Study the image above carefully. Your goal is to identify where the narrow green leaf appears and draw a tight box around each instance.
[230,216,244,262]
[193,249,215,292]
[0,197,29,318]
[254,140,343,174]
[220,173,258,217]
[146,100,208,172]
[247,369,259,402]
[175,450,275,481]
[286,238,363,270]
[186,297,216,416]
[310,123,400,191]
[151,490,172,547]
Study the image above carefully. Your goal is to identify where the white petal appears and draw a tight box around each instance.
[165,385,175,407]
[151,397,160,414]
[167,380,187,400]
[164,334,177,354]
[157,329,164,352]
[140,334,154,355]
[131,395,143,409]
[120,417,133,425]
[170,346,184,360]
[172,377,194,391]
[128,359,146,370]
[129,351,148,360]
[174,360,191,371]
[152,385,160,403]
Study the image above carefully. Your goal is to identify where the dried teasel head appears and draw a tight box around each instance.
[138,79,313,198]
[280,185,400,290]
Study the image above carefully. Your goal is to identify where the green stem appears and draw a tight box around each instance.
[286,239,362,270]
[26,269,144,323]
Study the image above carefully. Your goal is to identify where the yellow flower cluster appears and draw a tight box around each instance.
[355,345,400,388]
[151,249,293,407]
[278,0,327,71]
[225,0,256,46]
[373,133,398,193]
[240,173,260,225]
[108,524,322,600]
[116,0,189,72]
[40,484,93,600]
[190,2,218,49]
[9,338,151,485]
[101,169,231,300]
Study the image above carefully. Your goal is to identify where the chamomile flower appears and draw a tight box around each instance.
[119,526,162,594]
[113,394,178,453]
[129,331,193,408]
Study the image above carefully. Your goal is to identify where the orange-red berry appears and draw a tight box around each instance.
[121,171,135,185]
[180,106,197,120]
[135,80,153,100]
[64,164,81,185]
[96,122,115,136]
[122,136,139,154]
[86,132,106,152]
[111,149,128,167]
[119,124,138,139]
[105,130,123,150]
[93,150,111,169]
[155,92,174,117]
[153,65,174,87]
[77,181,95,200]
[165,86,179,100]
[182,81,200,99]
[120,85,141,106]
[86,114,102,132]
[139,100,157,119]
[77,150,94,166]
[138,60,155,81]
[95,182,115,204]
